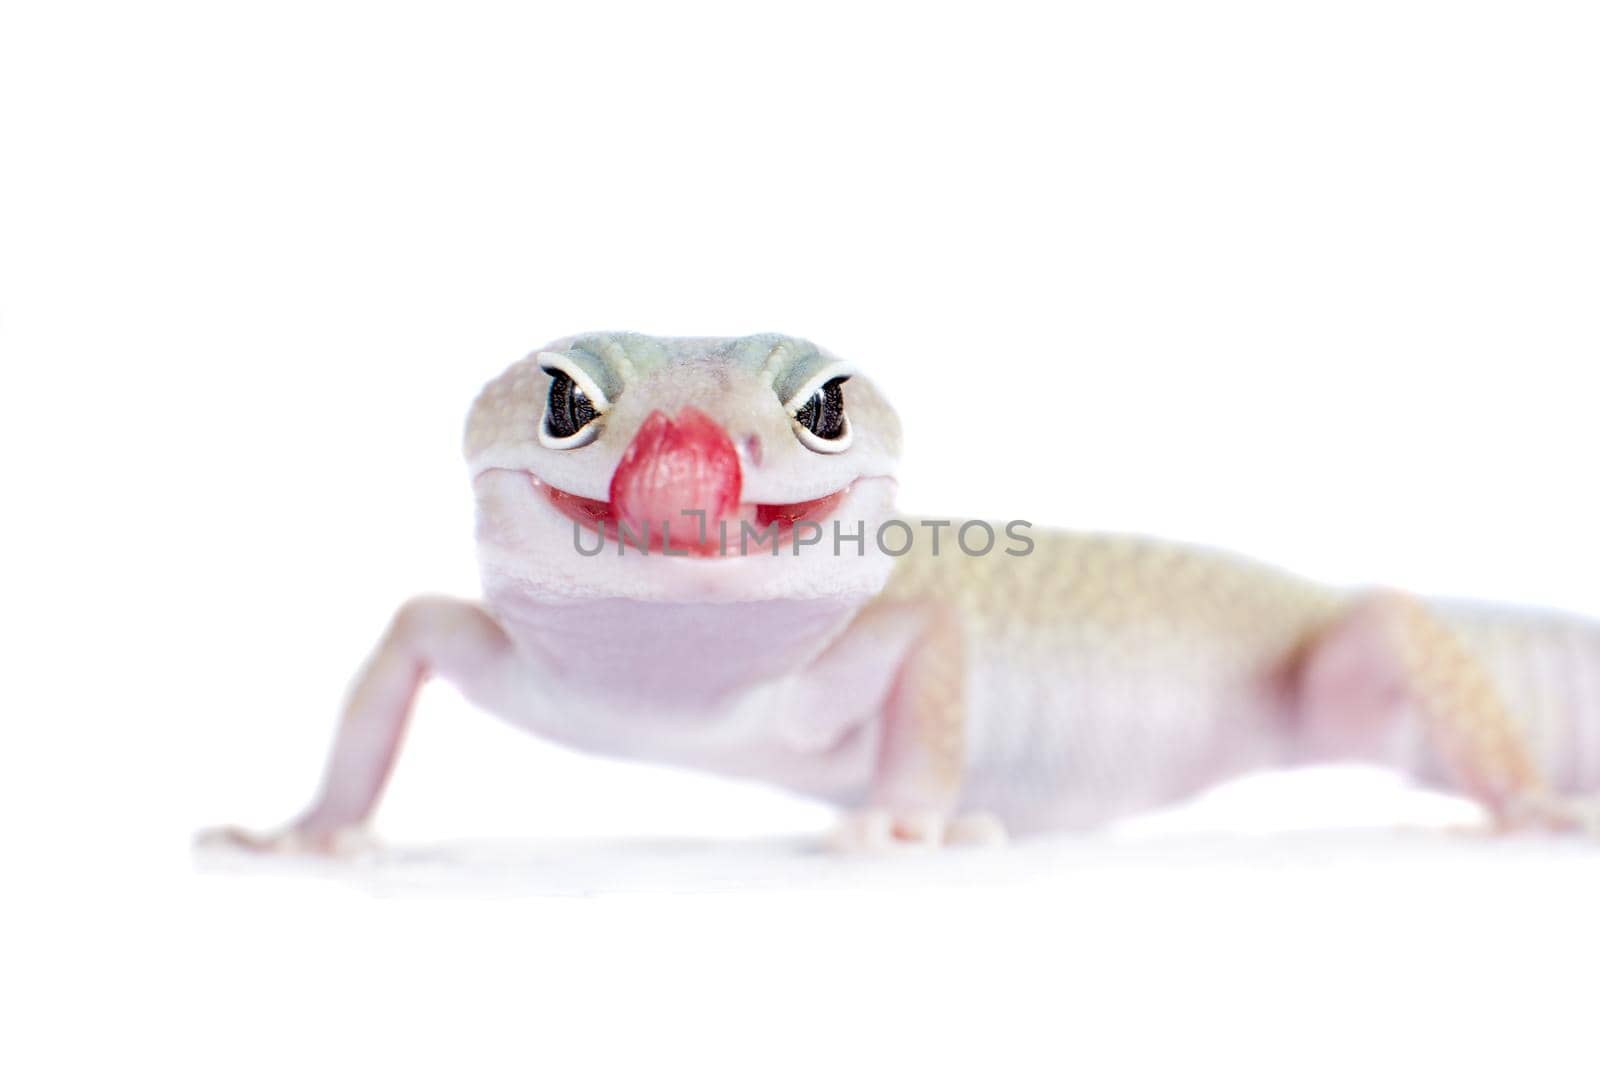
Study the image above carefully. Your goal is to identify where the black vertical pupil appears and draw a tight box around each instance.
[796,376,848,440]
[545,370,598,438]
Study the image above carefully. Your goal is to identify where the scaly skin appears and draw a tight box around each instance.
[202,333,1600,854]
[883,529,1600,837]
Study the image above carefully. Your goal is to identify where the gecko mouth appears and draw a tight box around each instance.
[532,474,848,556]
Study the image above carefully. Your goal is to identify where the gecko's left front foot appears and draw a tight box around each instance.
[829,808,1008,852]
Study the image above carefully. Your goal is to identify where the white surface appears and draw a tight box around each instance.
[4,2,1600,1064]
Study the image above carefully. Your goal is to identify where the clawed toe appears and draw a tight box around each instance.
[829,808,1009,852]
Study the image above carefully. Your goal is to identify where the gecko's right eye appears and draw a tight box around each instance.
[540,368,603,449]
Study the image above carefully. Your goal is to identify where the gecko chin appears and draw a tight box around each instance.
[533,473,852,559]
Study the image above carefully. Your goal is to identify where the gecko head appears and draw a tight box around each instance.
[464,333,902,603]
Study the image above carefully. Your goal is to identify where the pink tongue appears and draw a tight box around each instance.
[608,407,742,555]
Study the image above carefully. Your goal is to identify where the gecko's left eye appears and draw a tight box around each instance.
[791,375,851,453]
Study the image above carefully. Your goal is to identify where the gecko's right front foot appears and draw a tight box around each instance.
[195,822,376,857]
[829,808,1009,852]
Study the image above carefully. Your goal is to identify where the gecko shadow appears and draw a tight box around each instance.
[189,824,1585,898]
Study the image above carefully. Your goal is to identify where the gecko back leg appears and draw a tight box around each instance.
[1293,590,1597,832]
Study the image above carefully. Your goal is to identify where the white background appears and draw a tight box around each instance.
[4,2,1599,1064]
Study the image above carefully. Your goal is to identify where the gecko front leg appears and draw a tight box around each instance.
[200,596,515,854]
[789,600,1005,851]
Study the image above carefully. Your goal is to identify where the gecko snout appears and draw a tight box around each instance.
[607,407,743,554]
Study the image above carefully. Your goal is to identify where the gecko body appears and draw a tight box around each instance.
[210,333,1600,851]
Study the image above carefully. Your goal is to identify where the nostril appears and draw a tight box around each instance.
[740,433,763,467]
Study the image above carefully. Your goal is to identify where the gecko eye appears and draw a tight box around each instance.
[540,369,602,449]
[791,375,851,453]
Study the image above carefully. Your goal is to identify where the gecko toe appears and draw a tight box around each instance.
[829,808,952,852]
[945,811,1009,847]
